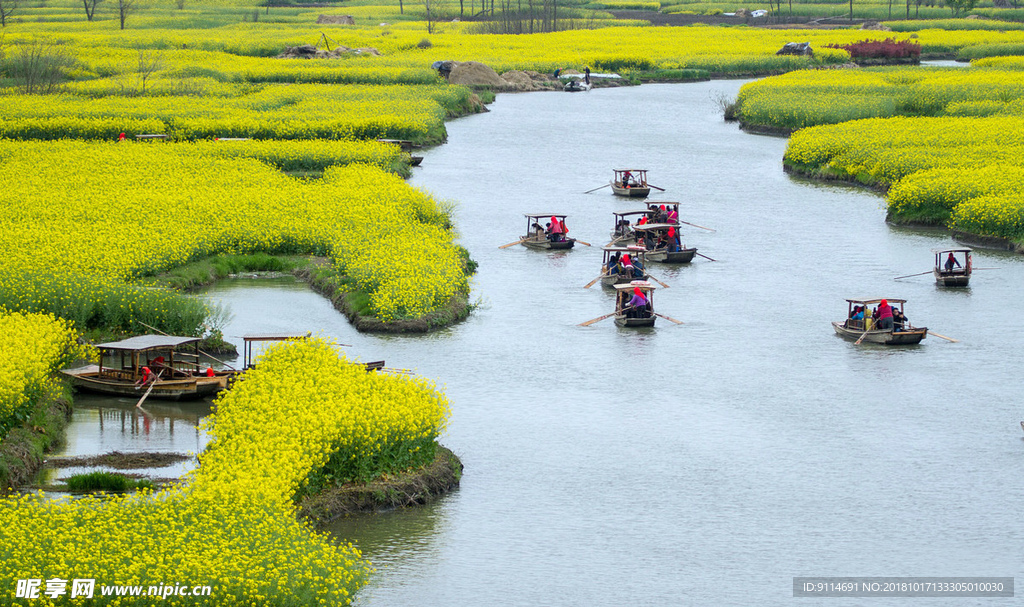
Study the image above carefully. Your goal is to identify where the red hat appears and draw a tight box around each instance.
[880,299,888,306]
[668,227,675,237]
[634,287,643,296]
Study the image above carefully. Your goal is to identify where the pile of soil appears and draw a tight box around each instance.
[277,44,381,59]
[316,14,355,24]
[46,451,191,470]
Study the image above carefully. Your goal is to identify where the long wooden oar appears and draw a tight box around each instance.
[135,380,158,408]
[928,330,959,343]
[579,312,615,326]
[584,183,611,194]
[678,220,716,232]
[645,273,670,289]
[654,312,683,324]
[647,184,666,191]
[854,331,870,345]
[574,239,593,247]
[696,252,717,262]
[499,238,526,249]
[584,270,610,289]
[893,270,931,280]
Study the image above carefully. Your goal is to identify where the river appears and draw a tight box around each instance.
[64,79,1024,605]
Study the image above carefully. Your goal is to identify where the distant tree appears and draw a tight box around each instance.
[81,0,101,21]
[117,0,137,29]
[946,0,977,15]
[0,0,17,26]
[135,47,161,95]
[9,42,76,94]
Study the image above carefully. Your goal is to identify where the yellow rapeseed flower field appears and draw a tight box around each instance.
[0,338,449,605]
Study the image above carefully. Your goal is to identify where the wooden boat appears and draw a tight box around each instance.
[633,223,696,263]
[563,79,591,92]
[609,210,654,244]
[832,298,928,345]
[933,247,972,287]
[242,333,384,372]
[611,169,651,198]
[600,246,649,288]
[61,335,235,401]
[520,213,576,250]
[613,281,657,328]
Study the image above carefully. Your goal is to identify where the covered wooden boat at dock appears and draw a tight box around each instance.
[933,247,972,287]
[61,335,234,400]
[611,169,651,198]
[242,333,384,371]
[832,298,927,345]
[520,214,576,250]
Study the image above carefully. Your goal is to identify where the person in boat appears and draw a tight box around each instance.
[631,255,646,278]
[876,299,894,331]
[892,308,908,331]
[667,227,680,252]
[656,205,668,223]
[944,252,961,272]
[134,366,157,389]
[667,205,679,225]
[620,253,635,277]
[637,215,649,227]
[624,287,648,318]
[532,222,545,239]
[847,305,865,329]
[549,216,563,242]
[607,252,621,275]
[622,171,632,188]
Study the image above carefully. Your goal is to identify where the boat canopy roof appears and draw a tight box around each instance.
[845,298,907,305]
[603,246,647,253]
[241,332,311,342]
[613,210,654,217]
[614,281,655,291]
[94,334,199,352]
[932,247,972,253]
[614,169,647,173]
[525,213,568,219]
[632,223,677,231]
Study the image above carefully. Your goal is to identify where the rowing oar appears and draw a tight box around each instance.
[928,331,959,343]
[584,270,609,289]
[499,238,526,249]
[654,312,684,324]
[584,184,611,194]
[134,368,165,408]
[647,184,666,191]
[574,239,593,247]
[646,273,670,289]
[678,220,716,232]
[579,312,615,326]
[138,320,238,372]
[893,270,931,280]
[854,331,870,345]
[696,252,717,262]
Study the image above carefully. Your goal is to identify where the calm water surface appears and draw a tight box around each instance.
[69,80,1024,605]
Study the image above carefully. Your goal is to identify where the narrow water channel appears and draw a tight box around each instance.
[63,79,1024,605]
